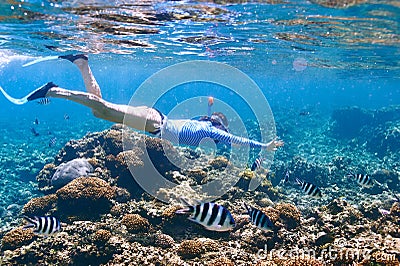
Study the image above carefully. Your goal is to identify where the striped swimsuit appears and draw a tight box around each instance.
[160,118,267,149]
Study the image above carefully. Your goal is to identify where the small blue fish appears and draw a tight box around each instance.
[176,199,235,232]
[48,137,57,147]
[243,203,274,231]
[64,114,70,120]
[33,118,39,125]
[23,216,61,235]
[30,127,39,137]
[299,111,310,116]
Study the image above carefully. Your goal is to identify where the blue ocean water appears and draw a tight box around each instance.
[0,0,399,255]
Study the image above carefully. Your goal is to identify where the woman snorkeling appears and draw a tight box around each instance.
[0,54,284,151]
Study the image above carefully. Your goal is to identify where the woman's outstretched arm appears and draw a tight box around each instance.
[209,125,284,150]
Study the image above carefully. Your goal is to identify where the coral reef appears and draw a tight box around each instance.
[275,202,301,229]
[177,239,204,259]
[207,257,235,266]
[330,106,400,158]
[310,0,367,9]
[371,202,400,238]
[121,214,150,233]
[209,156,229,170]
[185,168,208,183]
[153,233,175,248]
[365,121,400,157]
[1,108,399,265]
[50,158,94,189]
[256,256,324,266]
[330,106,373,138]
[56,177,115,220]
[22,194,57,216]
[92,229,112,245]
[1,227,36,250]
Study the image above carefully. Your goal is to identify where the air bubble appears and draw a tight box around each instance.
[293,57,307,72]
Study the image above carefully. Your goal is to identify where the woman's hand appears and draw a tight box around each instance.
[266,138,284,151]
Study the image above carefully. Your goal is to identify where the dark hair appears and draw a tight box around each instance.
[210,112,229,132]
[211,112,228,127]
[198,112,229,132]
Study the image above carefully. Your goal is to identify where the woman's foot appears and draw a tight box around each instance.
[27,82,58,101]
[58,54,88,63]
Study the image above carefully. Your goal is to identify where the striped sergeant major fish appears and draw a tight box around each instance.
[278,170,290,186]
[296,178,322,198]
[346,172,374,188]
[243,203,274,231]
[48,137,57,147]
[37,98,51,105]
[251,155,264,171]
[23,216,61,235]
[176,199,235,232]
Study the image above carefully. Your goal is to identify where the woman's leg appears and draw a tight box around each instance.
[44,84,163,133]
[59,54,102,98]
[1,54,163,133]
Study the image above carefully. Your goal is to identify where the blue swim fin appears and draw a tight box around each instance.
[23,56,59,67]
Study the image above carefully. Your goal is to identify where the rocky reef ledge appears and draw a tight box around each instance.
[0,124,399,265]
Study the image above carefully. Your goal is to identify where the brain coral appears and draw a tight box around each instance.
[121,214,150,233]
[22,194,58,216]
[56,177,115,219]
[177,240,204,259]
[1,227,36,250]
[153,233,175,249]
[275,202,301,229]
[92,229,112,244]
[51,158,94,189]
